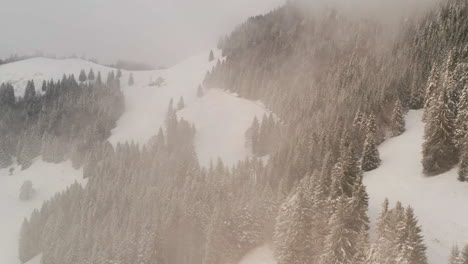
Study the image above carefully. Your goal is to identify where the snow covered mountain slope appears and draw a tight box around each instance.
[107,50,270,166]
[236,110,467,264]
[0,52,271,263]
[0,51,270,166]
[0,57,116,97]
[0,159,85,264]
[364,110,468,264]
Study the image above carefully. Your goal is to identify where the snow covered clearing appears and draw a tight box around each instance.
[238,245,277,264]
[364,110,468,264]
[108,49,269,166]
[108,51,219,146]
[178,89,269,166]
[0,159,85,264]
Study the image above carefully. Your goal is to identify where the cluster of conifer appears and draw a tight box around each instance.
[0,70,124,170]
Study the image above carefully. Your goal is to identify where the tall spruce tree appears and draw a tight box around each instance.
[78,69,87,83]
[462,245,468,264]
[88,69,95,82]
[0,142,12,168]
[0,83,15,105]
[422,90,458,175]
[455,86,467,151]
[362,132,381,172]
[449,246,464,264]
[458,134,468,181]
[274,187,314,264]
[321,196,357,264]
[391,99,406,137]
[24,81,36,101]
[397,207,427,264]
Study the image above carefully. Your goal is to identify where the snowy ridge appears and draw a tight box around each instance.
[364,110,467,264]
[0,57,116,97]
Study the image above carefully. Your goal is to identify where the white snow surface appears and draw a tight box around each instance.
[238,245,277,264]
[179,89,268,166]
[0,159,85,264]
[364,110,468,264]
[108,50,269,166]
[0,57,116,97]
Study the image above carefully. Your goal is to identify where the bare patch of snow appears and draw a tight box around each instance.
[179,89,269,166]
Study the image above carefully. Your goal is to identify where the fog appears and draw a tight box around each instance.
[0,0,284,67]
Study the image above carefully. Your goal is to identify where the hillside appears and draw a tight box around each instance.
[0,51,271,264]
[0,58,115,97]
[1,0,466,263]
[365,110,468,264]
[0,160,84,264]
[242,110,468,264]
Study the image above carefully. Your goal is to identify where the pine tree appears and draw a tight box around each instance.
[24,81,36,101]
[461,245,468,264]
[250,117,260,155]
[209,50,215,62]
[397,207,427,264]
[88,69,95,82]
[410,82,424,109]
[19,180,34,201]
[349,175,370,264]
[422,90,458,175]
[321,196,356,264]
[41,80,47,92]
[361,133,381,172]
[79,69,87,83]
[96,72,102,85]
[449,246,464,264]
[365,114,377,138]
[19,218,38,263]
[274,187,314,264]
[128,73,134,86]
[455,86,467,151]
[423,65,440,121]
[391,99,406,137]
[0,83,15,105]
[0,142,12,168]
[458,134,468,181]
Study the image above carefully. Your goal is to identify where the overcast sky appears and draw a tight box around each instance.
[0,0,284,66]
